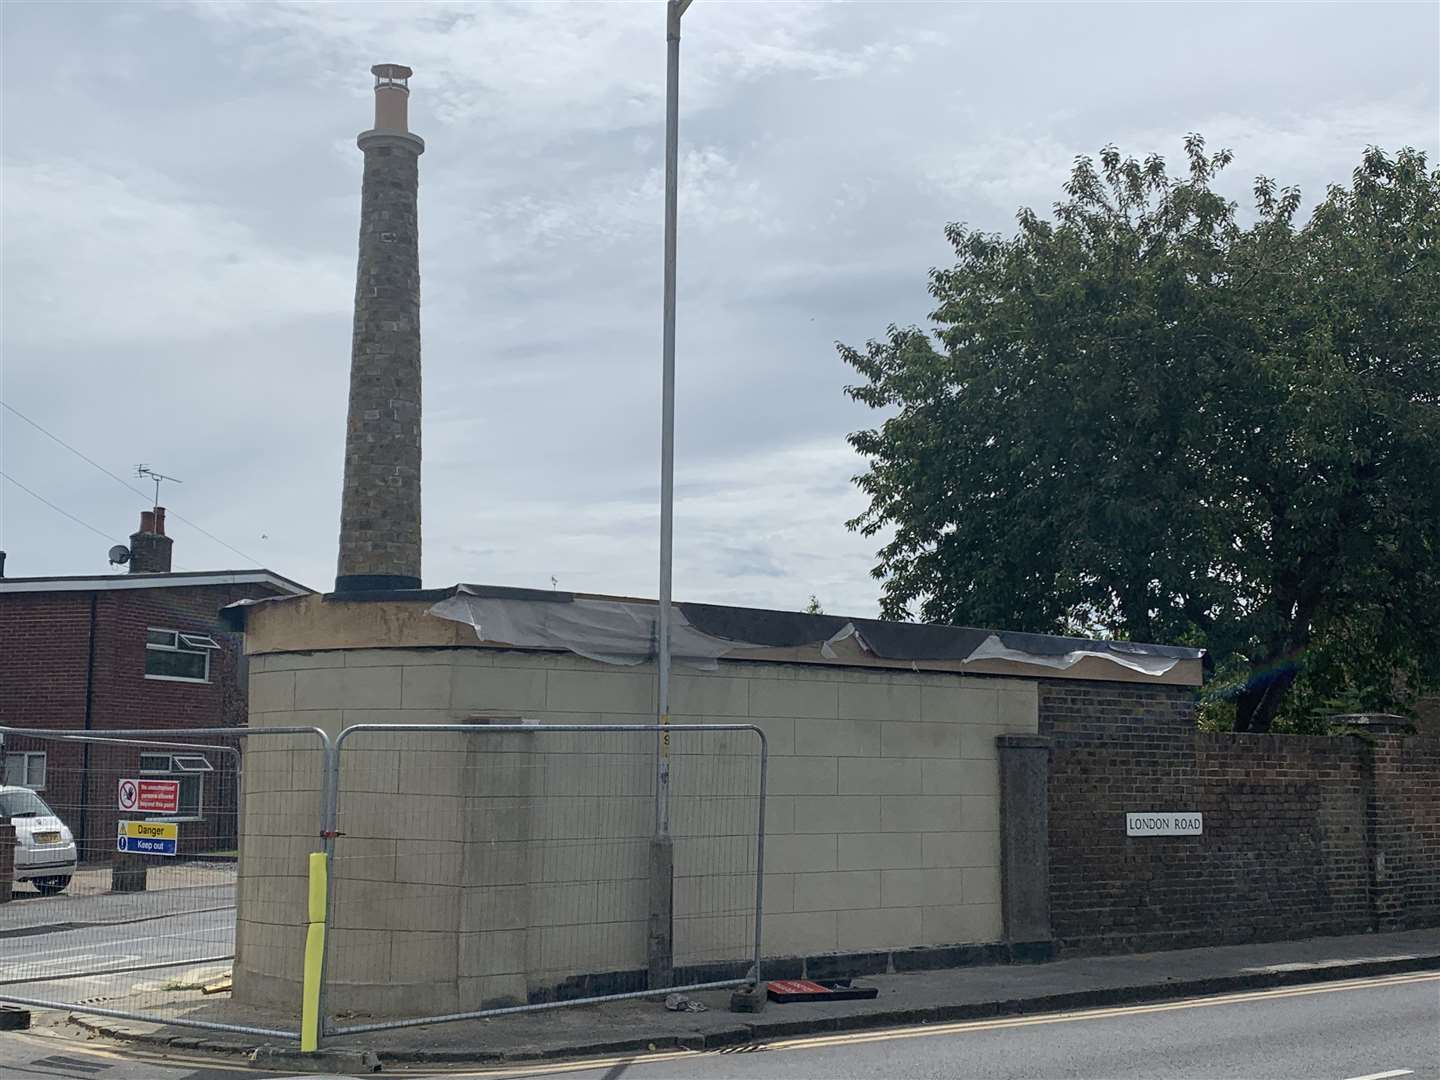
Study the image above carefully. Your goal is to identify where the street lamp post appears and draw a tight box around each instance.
[651,0,692,990]
[657,0,692,835]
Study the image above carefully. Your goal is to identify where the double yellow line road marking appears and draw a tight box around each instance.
[439,971,1440,1078]
[9,970,1436,1077]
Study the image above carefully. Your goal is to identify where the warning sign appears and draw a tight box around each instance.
[117,819,178,856]
[117,778,180,814]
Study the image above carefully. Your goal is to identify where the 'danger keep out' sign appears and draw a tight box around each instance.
[117,777,181,814]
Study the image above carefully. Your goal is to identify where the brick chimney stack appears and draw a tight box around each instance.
[335,63,425,592]
[129,507,173,573]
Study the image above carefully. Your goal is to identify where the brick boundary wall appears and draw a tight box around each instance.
[1038,680,1440,954]
[1371,734,1440,931]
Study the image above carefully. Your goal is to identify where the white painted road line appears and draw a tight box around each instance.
[1340,1070,1414,1080]
[428,973,1440,1080]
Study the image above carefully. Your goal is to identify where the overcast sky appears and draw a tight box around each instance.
[1,1,1435,618]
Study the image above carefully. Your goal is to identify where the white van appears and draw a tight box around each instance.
[0,785,77,895]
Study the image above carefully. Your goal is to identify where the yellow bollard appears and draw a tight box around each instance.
[300,851,328,1052]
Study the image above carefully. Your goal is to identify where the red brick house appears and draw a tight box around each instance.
[0,509,308,861]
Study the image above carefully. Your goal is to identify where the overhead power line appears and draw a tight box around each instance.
[1,469,197,573]
[1,399,266,567]
[2,400,146,500]
[1,469,126,545]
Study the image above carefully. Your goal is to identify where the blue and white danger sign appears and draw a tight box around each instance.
[117,819,178,856]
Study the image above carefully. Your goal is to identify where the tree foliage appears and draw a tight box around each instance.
[842,139,1440,732]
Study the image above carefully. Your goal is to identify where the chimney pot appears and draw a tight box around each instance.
[371,62,413,132]
[129,510,173,573]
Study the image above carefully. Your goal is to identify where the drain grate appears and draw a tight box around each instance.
[28,1055,112,1074]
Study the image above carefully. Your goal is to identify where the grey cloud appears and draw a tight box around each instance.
[2,1,1434,618]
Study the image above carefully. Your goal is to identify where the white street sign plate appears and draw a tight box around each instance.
[1126,812,1203,837]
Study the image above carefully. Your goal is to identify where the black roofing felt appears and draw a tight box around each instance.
[230,583,1202,663]
[675,601,1203,661]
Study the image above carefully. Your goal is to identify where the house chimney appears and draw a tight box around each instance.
[129,508,173,574]
[334,63,425,592]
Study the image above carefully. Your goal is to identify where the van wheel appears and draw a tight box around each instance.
[34,877,70,896]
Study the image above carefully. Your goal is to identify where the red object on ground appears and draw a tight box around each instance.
[767,979,880,1003]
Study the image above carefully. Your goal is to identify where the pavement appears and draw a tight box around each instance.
[2,969,1435,1078]
[26,926,1439,1071]
[451,971,1440,1080]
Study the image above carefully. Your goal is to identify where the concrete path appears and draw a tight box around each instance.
[480,972,1440,1080]
[8,970,1434,1079]
[321,928,1440,1063]
[37,926,1440,1069]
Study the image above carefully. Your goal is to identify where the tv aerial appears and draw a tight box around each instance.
[135,464,182,509]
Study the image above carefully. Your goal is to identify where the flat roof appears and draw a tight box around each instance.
[0,569,312,597]
[223,582,1204,681]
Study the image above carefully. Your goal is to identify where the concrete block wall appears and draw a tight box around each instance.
[233,646,1037,1016]
[732,666,1032,959]
[230,730,328,1009]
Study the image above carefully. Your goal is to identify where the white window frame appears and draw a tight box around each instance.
[3,751,46,791]
[139,752,210,822]
[145,626,219,684]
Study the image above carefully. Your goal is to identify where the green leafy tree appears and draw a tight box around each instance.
[842,139,1440,732]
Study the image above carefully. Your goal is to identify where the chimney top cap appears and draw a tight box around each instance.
[372,63,413,83]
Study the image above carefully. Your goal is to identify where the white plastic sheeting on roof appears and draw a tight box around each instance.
[428,592,1183,677]
[964,634,1178,676]
[428,593,737,668]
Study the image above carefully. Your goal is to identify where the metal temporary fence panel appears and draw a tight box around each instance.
[0,725,331,1041]
[323,722,767,1036]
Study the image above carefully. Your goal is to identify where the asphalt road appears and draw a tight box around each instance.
[0,866,234,932]
[0,906,234,1010]
[0,1030,278,1080]
[0,971,1434,1080]
[517,973,1440,1080]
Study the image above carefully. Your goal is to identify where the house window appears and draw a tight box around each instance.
[145,628,221,683]
[3,751,46,790]
[140,753,212,820]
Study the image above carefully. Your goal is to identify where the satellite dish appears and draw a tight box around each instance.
[108,545,131,566]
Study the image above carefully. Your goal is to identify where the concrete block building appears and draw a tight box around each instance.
[220,62,1206,1019]
[226,587,1202,1015]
